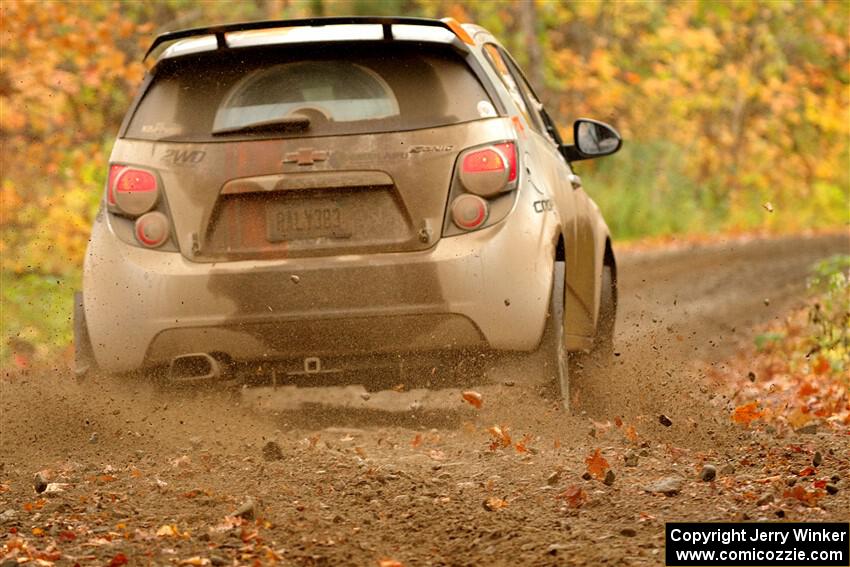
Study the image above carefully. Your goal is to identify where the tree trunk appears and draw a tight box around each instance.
[517,0,544,95]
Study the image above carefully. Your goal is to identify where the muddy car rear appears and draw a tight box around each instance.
[77,18,620,403]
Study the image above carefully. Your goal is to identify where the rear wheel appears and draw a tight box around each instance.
[534,260,570,409]
[569,262,616,381]
[595,263,617,357]
[485,261,569,409]
[73,291,98,378]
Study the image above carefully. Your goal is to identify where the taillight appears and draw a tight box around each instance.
[459,142,517,196]
[451,194,489,230]
[106,164,174,250]
[107,165,125,206]
[134,212,170,248]
[442,140,520,237]
[463,147,506,173]
[493,142,517,182]
[109,165,159,216]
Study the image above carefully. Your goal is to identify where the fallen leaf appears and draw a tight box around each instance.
[179,557,210,566]
[240,526,259,543]
[625,425,639,443]
[812,358,830,375]
[813,479,828,489]
[732,401,764,426]
[557,485,588,508]
[108,554,129,567]
[614,416,623,427]
[378,560,404,567]
[487,425,512,450]
[783,485,823,506]
[483,497,509,511]
[461,390,483,409]
[411,434,422,449]
[585,448,610,480]
[212,516,245,532]
[787,408,813,429]
[93,474,117,483]
[156,524,178,537]
[514,434,534,453]
[23,499,46,512]
[798,466,816,477]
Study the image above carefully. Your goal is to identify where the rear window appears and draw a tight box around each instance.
[125,43,495,141]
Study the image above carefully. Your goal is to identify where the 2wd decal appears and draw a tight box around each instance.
[162,149,206,166]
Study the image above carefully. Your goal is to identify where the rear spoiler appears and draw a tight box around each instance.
[144,16,475,61]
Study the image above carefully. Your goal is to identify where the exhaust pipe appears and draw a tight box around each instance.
[168,353,222,384]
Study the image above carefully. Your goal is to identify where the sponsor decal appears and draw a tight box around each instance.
[533,199,553,213]
[408,145,454,154]
[477,100,497,118]
[142,122,182,137]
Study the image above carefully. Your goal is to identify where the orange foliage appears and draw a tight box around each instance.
[585,448,610,480]
[557,485,588,508]
[487,425,512,450]
[732,402,764,426]
[461,390,483,409]
[783,485,824,507]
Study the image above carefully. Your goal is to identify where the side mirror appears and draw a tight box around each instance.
[562,118,622,162]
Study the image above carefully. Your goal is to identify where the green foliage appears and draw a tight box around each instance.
[754,332,785,351]
[574,141,720,239]
[0,271,78,364]
[806,255,850,373]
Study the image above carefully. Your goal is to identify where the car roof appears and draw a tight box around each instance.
[146,16,491,62]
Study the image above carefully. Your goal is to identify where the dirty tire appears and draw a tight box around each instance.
[539,260,570,409]
[569,263,617,403]
[485,261,569,408]
[73,291,98,379]
[595,263,617,357]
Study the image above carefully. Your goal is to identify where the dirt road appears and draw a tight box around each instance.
[2,233,848,566]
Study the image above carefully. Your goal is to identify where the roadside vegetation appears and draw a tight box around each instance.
[1,0,848,363]
[716,254,849,434]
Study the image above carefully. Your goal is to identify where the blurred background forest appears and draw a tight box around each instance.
[1,0,848,365]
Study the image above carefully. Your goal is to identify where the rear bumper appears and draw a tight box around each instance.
[83,209,554,373]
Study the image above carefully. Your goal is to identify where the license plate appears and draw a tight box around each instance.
[266,201,351,242]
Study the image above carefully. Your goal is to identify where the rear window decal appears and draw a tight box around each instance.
[477,100,497,118]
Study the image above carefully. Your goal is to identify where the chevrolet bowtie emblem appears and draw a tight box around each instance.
[283,148,329,166]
